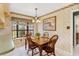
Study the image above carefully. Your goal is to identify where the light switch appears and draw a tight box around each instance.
[67,26,70,29]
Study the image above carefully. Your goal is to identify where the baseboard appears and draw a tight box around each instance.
[55,47,73,56]
[0,47,15,55]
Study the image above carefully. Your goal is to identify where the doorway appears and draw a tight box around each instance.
[73,10,79,48]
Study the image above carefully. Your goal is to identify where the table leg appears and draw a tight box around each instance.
[39,46,42,56]
[25,39,27,50]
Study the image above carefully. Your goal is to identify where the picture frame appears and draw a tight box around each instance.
[43,16,56,31]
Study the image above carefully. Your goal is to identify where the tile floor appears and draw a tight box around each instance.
[1,44,79,56]
[73,44,79,56]
[1,46,53,56]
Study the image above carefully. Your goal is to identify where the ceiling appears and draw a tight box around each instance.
[10,3,71,17]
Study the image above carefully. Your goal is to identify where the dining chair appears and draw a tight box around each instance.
[27,32,38,56]
[42,35,58,56]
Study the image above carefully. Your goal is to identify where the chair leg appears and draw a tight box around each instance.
[53,48,56,56]
[32,49,34,56]
[51,51,55,56]
[27,50,29,54]
[54,54,56,56]
[53,52,56,56]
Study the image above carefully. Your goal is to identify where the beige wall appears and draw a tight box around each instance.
[0,4,14,54]
[38,4,79,55]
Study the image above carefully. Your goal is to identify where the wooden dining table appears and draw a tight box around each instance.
[31,37,50,56]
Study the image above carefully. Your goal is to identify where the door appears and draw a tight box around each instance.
[73,11,79,47]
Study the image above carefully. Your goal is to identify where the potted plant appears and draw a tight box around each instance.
[35,32,40,39]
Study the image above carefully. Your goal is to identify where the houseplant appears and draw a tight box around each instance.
[35,32,40,39]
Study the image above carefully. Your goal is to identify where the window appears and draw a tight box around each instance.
[11,17,34,38]
[28,23,34,36]
[12,21,17,38]
[18,24,26,37]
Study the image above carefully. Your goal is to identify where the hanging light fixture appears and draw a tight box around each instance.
[32,8,40,23]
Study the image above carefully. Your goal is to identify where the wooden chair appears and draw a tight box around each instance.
[27,32,38,56]
[27,38,38,56]
[42,35,58,56]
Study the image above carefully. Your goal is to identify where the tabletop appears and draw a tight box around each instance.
[31,37,49,45]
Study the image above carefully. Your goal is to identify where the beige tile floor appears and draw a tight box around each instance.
[1,45,79,56]
[73,44,79,56]
[2,46,27,56]
[1,46,53,56]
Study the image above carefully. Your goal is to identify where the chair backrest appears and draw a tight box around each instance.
[27,37,35,48]
[27,32,34,48]
[49,35,58,48]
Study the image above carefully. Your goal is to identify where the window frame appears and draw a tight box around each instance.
[11,17,34,39]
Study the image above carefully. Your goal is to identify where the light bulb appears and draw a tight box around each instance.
[32,20,35,23]
[38,20,40,23]
[36,20,40,23]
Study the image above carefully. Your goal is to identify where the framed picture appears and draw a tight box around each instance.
[43,16,56,31]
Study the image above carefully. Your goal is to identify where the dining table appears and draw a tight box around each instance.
[31,37,50,56]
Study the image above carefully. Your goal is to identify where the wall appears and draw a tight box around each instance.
[0,4,14,54]
[39,4,79,55]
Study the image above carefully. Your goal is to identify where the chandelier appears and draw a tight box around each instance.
[32,8,40,23]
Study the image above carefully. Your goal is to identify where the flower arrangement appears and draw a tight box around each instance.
[35,32,40,39]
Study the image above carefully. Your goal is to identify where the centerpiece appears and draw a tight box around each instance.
[35,32,40,40]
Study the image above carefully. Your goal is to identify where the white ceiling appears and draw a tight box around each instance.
[10,3,71,17]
